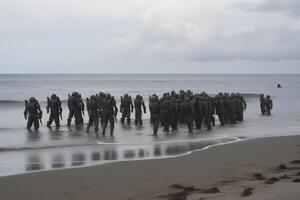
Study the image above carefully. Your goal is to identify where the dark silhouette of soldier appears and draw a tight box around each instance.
[214,93,225,126]
[160,94,171,132]
[170,94,180,131]
[209,96,216,126]
[86,95,100,133]
[193,94,201,129]
[102,94,118,136]
[67,92,84,126]
[134,95,146,125]
[236,92,246,121]
[180,96,194,133]
[265,95,273,115]
[149,94,160,135]
[120,94,133,124]
[223,93,230,124]
[76,93,85,125]
[67,92,77,126]
[228,93,237,124]
[24,97,43,130]
[204,96,213,130]
[96,92,105,121]
[46,94,62,128]
[260,94,266,115]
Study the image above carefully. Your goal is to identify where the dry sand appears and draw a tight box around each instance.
[0,135,299,200]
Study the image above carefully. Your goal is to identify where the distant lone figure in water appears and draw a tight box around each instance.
[24,97,43,130]
[265,95,273,115]
[277,84,282,88]
[260,94,266,115]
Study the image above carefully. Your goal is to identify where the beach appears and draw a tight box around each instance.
[0,135,299,200]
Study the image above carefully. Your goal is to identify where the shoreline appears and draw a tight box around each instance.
[0,135,300,199]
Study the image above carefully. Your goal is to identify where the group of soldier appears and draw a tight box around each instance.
[259,94,273,115]
[24,90,248,136]
[149,90,247,135]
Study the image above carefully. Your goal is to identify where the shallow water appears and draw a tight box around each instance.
[0,74,299,177]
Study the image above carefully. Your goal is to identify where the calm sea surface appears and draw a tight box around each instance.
[0,74,299,176]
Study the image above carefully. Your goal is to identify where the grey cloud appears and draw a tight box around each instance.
[239,0,300,16]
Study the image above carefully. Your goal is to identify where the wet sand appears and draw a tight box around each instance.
[0,135,299,200]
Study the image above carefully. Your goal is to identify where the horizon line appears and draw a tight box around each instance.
[0,73,299,75]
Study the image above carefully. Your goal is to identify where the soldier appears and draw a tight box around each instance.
[236,93,246,121]
[76,93,85,125]
[102,94,118,136]
[260,94,266,115]
[46,94,62,128]
[265,95,273,115]
[223,93,230,124]
[170,94,180,131]
[193,94,201,129]
[160,94,171,132]
[209,96,216,126]
[214,93,225,126]
[134,95,146,125]
[180,96,194,133]
[86,95,100,133]
[67,92,84,126]
[96,92,105,121]
[24,97,43,130]
[197,95,207,130]
[120,94,133,124]
[204,96,213,130]
[228,93,237,124]
[149,94,160,135]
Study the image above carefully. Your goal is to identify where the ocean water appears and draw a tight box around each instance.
[0,74,299,177]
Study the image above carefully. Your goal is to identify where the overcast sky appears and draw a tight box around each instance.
[0,0,300,73]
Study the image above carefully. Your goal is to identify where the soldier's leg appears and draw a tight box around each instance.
[109,114,115,136]
[211,115,215,126]
[27,116,34,129]
[138,111,142,125]
[199,115,203,130]
[135,111,138,124]
[205,116,211,130]
[102,115,108,135]
[218,113,224,126]
[86,115,93,132]
[34,116,39,130]
[173,115,178,131]
[54,115,60,127]
[187,119,193,133]
[126,111,131,124]
[194,114,200,129]
[67,111,74,126]
[121,111,126,124]
[47,113,54,127]
[153,116,159,136]
[94,116,99,133]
